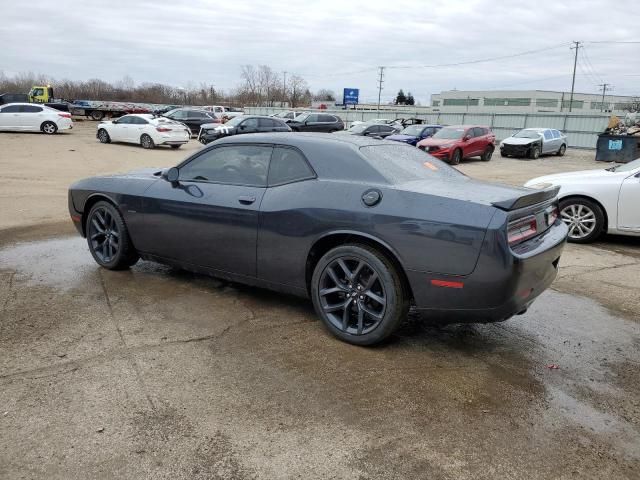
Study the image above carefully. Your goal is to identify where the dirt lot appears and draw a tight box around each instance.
[1,122,639,479]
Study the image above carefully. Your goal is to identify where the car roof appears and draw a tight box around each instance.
[1,102,43,106]
[443,124,491,129]
[215,132,383,148]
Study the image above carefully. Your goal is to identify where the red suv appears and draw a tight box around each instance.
[417,125,495,165]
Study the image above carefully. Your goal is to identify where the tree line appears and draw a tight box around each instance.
[0,67,337,108]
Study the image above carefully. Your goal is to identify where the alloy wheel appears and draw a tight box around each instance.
[43,123,56,134]
[88,207,120,263]
[318,257,386,335]
[561,204,596,240]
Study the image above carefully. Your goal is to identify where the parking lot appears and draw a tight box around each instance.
[1,122,639,479]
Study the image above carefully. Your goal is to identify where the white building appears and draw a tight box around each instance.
[430,90,638,113]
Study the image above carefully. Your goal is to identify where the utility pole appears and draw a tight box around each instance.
[377,66,385,112]
[282,71,287,107]
[569,41,581,112]
[598,83,612,112]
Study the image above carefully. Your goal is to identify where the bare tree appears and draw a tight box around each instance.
[288,74,310,108]
[312,89,336,101]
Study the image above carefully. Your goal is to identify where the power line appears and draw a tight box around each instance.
[581,46,604,84]
[568,41,582,112]
[598,83,613,112]
[586,40,640,44]
[376,66,385,112]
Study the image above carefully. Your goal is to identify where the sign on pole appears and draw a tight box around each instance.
[343,88,359,105]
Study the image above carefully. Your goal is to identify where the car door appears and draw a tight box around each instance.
[139,144,272,276]
[461,128,477,157]
[258,117,279,132]
[618,172,640,230]
[110,116,132,142]
[377,125,396,138]
[302,114,321,131]
[129,116,149,143]
[542,129,555,153]
[20,105,45,131]
[239,117,259,134]
[257,146,317,287]
[0,104,23,130]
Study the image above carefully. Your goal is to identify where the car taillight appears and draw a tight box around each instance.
[508,215,538,245]
[156,127,171,132]
[58,113,71,118]
[547,206,559,225]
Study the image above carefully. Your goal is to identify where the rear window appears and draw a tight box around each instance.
[359,145,464,184]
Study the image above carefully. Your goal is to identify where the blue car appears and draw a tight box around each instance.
[386,124,442,146]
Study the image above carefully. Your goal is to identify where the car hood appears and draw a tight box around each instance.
[398,177,545,209]
[417,138,459,147]
[502,137,540,146]
[386,134,417,142]
[524,169,614,186]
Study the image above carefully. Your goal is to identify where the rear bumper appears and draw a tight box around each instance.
[408,221,568,324]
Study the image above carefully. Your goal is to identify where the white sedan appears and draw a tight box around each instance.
[0,102,73,134]
[525,158,640,243]
[96,114,190,149]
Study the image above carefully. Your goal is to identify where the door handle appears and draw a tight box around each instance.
[238,195,256,205]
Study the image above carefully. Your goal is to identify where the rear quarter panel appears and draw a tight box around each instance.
[257,179,495,290]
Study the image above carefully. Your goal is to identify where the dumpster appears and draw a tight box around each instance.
[596,134,640,163]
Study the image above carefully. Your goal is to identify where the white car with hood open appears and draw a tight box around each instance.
[525,158,640,243]
[96,113,190,149]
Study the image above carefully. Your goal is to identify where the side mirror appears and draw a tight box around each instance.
[463,135,471,141]
[163,167,180,184]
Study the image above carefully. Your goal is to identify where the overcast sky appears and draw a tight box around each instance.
[1,0,639,104]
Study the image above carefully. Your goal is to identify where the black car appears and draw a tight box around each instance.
[342,123,400,138]
[287,113,344,132]
[198,115,291,144]
[68,133,567,346]
[162,108,218,134]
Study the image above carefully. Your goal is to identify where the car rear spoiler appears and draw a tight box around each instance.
[492,186,560,211]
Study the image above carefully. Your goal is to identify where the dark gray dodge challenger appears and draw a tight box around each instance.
[69,133,568,345]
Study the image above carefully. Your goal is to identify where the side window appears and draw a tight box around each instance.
[32,88,44,96]
[423,127,434,136]
[380,125,394,133]
[214,107,223,113]
[169,110,185,120]
[134,117,148,125]
[268,147,315,186]
[367,125,380,134]
[543,130,553,140]
[0,105,21,113]
[117,116,133,124]
[551,130,561,139]
[179,145,272,186]
[241,118,259,128]
[472,127,483,137]
[319,114,334,123]
[306,114,319,123]
[21,105,43,113]
[259,118,276,128]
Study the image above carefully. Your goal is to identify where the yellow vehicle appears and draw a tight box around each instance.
[28,85,56,103]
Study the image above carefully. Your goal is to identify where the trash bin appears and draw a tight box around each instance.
[596,134,640,163]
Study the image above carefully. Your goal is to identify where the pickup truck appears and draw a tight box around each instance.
[199,105,244,120]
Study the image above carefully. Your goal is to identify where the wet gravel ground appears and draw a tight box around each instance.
[0,125,639,479]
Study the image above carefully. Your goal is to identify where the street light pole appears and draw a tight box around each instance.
[569,41,581,112]
[377,66,385,112]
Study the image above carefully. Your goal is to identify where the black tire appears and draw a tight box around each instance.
[90,110,105,121]
[557,144,566,156]
[481,146,494,161]
[170,144,182,149]
[140,134,155,149]
[450,148,462,165]
[559,197,605,244]
[311,244,409,346]
[529,144,540,159]
[86,201,139,270]
[41,121,57,134]
[97,128,111,143]
[500,150,508,157]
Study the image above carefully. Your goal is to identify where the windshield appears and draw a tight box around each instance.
[433,127,465,140]
[348,124,368,133]
[400,125,424,136]
[223,116,245,127]
[513,129,542,139]
[293,113,308,122]
[609,157,640,172]
[359,145,464,184]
